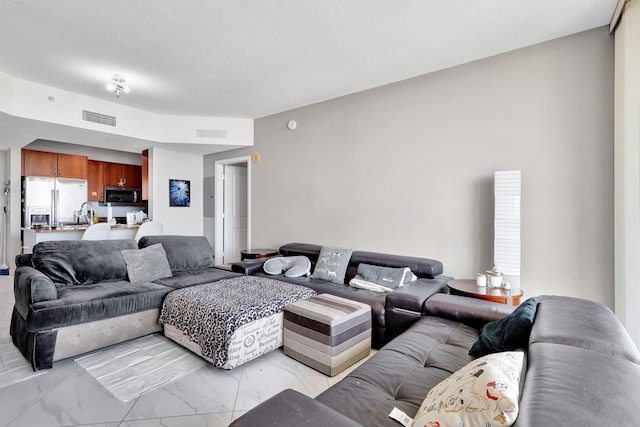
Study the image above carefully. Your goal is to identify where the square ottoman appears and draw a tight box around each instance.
[283,293,371,376]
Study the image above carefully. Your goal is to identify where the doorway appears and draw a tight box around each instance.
[214,156,251,267]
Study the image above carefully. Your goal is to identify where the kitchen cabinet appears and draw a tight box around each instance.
[22,149,88,179]
[142,149,148,200]
[103,162,142,188]
[123,164,142,188]
[87,160,104,202]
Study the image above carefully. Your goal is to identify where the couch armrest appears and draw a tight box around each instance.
[386,276,451,313]
[230,389,362,427]
[383,276,450,342]
[13,266,58,319]
[15,253,32,267]
[231,258,272,275]
[424,293,514,329]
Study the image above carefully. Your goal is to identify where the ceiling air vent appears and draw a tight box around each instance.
[82,110,116,127]
[196,129,228,139]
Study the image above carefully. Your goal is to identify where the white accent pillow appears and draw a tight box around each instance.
[263,256,311,278]
[412,351,524,427]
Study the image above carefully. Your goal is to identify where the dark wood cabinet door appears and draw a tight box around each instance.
[142,149,149,200]
[87,160,104,201]
[122,164,142,188]
[56,153,88,179]
[22,149,56,177]
[103,162,123,187]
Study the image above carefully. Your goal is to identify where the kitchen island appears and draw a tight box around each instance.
[22,225,140,254]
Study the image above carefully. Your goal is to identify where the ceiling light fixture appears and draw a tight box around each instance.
[106,74,130,98]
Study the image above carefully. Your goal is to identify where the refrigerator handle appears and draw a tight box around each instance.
[51,189,59,227]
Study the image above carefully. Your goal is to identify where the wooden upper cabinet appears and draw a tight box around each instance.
[56,153,88,179]
[22,149,87,179]
[87,160,104,202]
[123,164,142,188]
[103,161,142,188]
[103,162,123,187]
[22,150,56,177]
[142,149,149,200]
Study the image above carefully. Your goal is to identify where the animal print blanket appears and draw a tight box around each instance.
[159,276,316,367]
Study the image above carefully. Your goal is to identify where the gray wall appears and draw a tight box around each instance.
[208,27,614,307]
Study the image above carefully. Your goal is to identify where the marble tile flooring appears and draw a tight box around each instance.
[0,274,373,426]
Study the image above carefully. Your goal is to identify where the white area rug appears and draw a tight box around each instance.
[75,334,205,401]
[0,336,48,388]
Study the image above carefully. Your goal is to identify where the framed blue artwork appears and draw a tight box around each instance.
[169,179,190,207]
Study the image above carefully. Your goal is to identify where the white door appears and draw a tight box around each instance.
[223,165,248,264]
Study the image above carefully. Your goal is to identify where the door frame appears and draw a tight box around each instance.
[214,156,251,266]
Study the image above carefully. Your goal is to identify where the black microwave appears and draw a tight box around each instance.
[104,187,142,205]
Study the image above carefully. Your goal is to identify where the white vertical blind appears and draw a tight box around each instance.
[494,171,521,279]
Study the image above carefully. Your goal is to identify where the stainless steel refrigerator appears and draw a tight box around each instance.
[23,177,88,227]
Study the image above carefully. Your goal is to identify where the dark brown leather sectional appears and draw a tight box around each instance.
[231,293,640,426]
[232,243,453,348]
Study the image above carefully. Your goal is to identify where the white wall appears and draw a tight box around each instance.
[7,148,22,265]
[149,147,203,236]
[614,1,640,345]
[209,27,615,307]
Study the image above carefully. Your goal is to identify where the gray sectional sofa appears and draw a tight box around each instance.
[231,293,640,427]
[10,235,239,370]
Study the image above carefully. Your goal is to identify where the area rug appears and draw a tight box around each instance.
[0,336,48,389]
[75,334,205,401]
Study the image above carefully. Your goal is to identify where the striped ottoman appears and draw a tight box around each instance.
[283,293,371,376]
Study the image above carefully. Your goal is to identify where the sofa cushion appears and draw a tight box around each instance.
[278,243,444,281]
[26,280,172,331]
[154,268,241,289]
[121,243,173,283]
[529,295,640,363]
[138,235,214,272]
[469,297,539,356]
[517,341,640,426]
[348,250,443,280]
[413,351,523,427]
[310,246,352,284]
[32,239,137,285]
[315,315,479,424]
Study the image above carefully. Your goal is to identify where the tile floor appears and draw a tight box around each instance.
[0,274,373,426]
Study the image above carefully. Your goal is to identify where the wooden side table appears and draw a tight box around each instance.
[447,279,523,306]
[240,248,279,261]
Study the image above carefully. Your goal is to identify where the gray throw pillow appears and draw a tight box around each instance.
[121,243,173,283]
[310,246,353,284]
[349,263,417,293]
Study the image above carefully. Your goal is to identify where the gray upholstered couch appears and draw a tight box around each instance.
[10,235,239,370]
[231,293,640,427]
[232,243,453,348]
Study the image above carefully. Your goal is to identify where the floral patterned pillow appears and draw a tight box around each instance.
[413,351,524,427]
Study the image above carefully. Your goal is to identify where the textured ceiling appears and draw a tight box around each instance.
[0,0,618,120]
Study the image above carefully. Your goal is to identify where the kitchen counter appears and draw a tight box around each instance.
[24,224,140,232]
[22,224,141,254]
